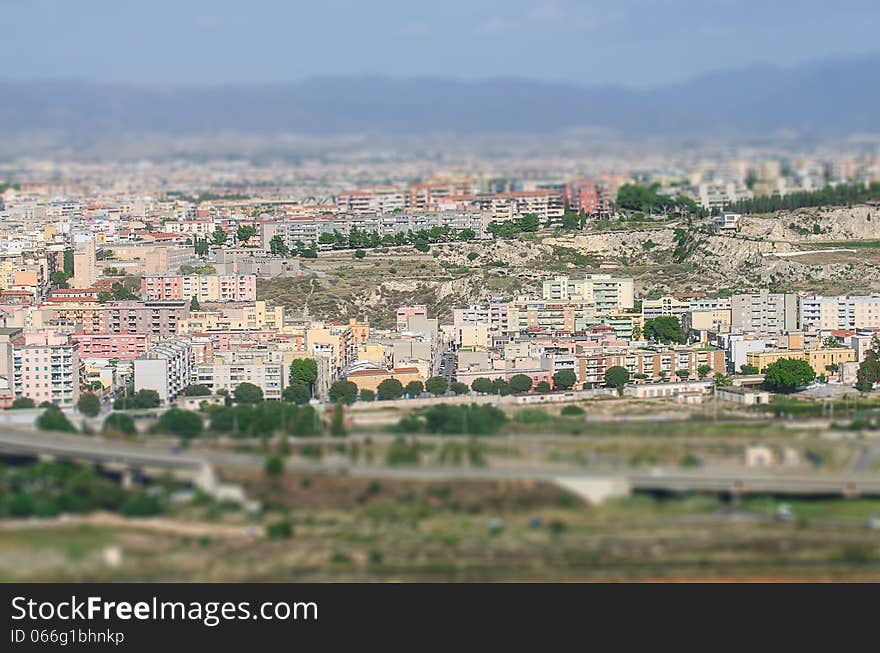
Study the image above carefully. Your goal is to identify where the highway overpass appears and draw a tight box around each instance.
[3,429,880,504]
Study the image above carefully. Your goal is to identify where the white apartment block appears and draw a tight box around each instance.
[475,190,564,222]
[195,349,285,400]
[696,182,752,211]
[542,275,634,313]
[133,338,193,404]
[800,296,880,331]
[730,291,799,334]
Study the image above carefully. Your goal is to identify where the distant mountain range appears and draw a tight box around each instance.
[0,56,877,138]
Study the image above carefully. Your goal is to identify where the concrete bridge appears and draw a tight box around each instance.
[0,428,248,504]
[4,429,880,505]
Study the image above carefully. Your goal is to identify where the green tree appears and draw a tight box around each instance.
[269,235,289,256]
[740,364,760,375]
[190,296,200,311]
[359,388,376,402]
[424,376,448,395]
[329,380,359,405]
[182,384,211,396]
[856,351,880,392]
[675,369,690,380]
[236,224,256,244]
[212,226,228,246]
[36,407,77,433]
[50,271,71,288]
[762,358,816,394]
[450,381,469,395]
[492,378,512,396]
[63,248,75,275]
[405,380,424,396]
[471,377,494,394]
[697,364,712,379]
[234,382,264,404]
[377,378,404,400]
[155,408,203,438]
[290,358,318,390]
[76,392,101,417]
[604,366,630,393]
[553,369,577,390]
[354,249,366,259]
[713,372,733,387]
[282,383,311,405]
[642,316,686,344]
[508,374,533,394]
[10,397,35,409]
[103,412,136,435]
[535,381,551,393]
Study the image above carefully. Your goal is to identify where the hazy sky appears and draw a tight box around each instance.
[2,0,878,87]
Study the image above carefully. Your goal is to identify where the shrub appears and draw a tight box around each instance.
[560,405,584,416]
[121,494,163,517]
[155,408,203,438]
[77,392,101,417]
[36,407,77,433]
[182,384,212,396]
[102,412,136,435]
[265,454,284,477]
[266,520,293,539]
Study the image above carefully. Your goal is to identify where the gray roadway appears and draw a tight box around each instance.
[3,428,880,497]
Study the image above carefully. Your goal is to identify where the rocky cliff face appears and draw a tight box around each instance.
[259,204,880,324]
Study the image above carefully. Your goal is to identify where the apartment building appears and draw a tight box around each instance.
[507,299,597,334]
[133,338,193,403]
[141,273,257,303]
[453,302,510,335]
[163,219,215,238]
[71,331,151,359]
[104,300,189,336]
[12,331,80,408]
[71,236,97,289]
[194,348,285,400]
[576,346,726,387]
[396,306,428,332]
[475,189,564,222]
[696,182,752,211]
[564,179,610,217]
[542,275,634,313]
[800,296,880,331]
[337,186,405,214]
[406,180,474,211]
[730,291,799,334]
[179,301,284,333]
[306,324,355,379]
[641,295,692,321]
[261,210,493,251]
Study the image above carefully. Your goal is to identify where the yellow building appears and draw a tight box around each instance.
[746,347,856,375]
[356,343,390,365]
[345,366,424,394]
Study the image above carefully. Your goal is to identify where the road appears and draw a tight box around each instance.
[4,428,880,499]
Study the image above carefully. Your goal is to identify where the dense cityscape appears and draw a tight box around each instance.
[4,1,880,590]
